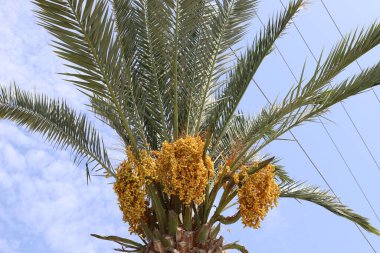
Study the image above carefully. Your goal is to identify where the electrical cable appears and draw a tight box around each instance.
[253,78,377,252]
[277,0,380,224]
[250,7,379,252]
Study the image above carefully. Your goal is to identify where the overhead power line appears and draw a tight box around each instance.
[251,6,379,252]
[277,0,380,225]
[319,0,380,103]
[317,0,380,171]
[253,78,377,253]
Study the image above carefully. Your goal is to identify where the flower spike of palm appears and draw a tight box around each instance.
[1,0,380,252]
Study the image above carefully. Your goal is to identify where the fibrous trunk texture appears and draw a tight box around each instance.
[146,227,223,253]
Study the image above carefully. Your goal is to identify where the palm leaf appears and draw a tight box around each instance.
[33,0,144,154]
[194,0,259,132]
[112,0,138,67]
[91,234,145,249]
[223,242,248,253]
[0,84,113,176]
[280,182,380,235]
[229,23,380,166]
[133,0,173,145]
[203,0,305,156]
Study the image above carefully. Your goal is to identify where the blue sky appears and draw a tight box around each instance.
[0,0,380,252]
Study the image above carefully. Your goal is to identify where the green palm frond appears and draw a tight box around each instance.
[228,23,380,167]
[223,242,249,253]
[91,234,145,249]
[280,181,380,235]
[167,0,224,138]
[2,0,379,248]
[203,0,304,156]
[311,23,380,88]
[33,0,145,154]
[177,0,215,135]
[193,0,259,132]
[275,165,294,184]
[270,60,380,137]
[133,0,173,145]
[112,0,138,67]
[0,85,113,176]
[244,59,380,166]
[211,114,251,163]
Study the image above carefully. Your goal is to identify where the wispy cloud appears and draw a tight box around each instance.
[0,238,19,253]
[0,123,131,253]
[5,0,377,252]
[0,1,129,252]
[0,1,286,252]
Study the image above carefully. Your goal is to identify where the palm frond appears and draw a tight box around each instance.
[238,58,380,166]
[280,182,380,235]
[310,22,380,90]
[91,234,145,249]
[170,0,182,139]
[133,0,173,145]
[229,23,380,166]
[275,165,294,184]
[169,0,220,138]
[203,0,304,156]
[223,242,248,253]
[112,0,138,67]
[0,85,113,176]
[33,0,144,154]
[193,0,259,132]
[211,113,253,166]
[111,0,152,150]
[177,0,215,135]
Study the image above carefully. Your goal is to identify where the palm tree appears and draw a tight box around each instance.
[1,0,380,252]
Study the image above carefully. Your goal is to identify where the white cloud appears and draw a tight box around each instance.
[5,0,379,252]
[0,0,86,109]
[0,143,26,171]
[0,1,130,252]
[0,131,131,253]
[0,238,19,253]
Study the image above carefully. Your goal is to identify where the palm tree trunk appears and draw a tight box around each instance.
[146,227,223,253]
